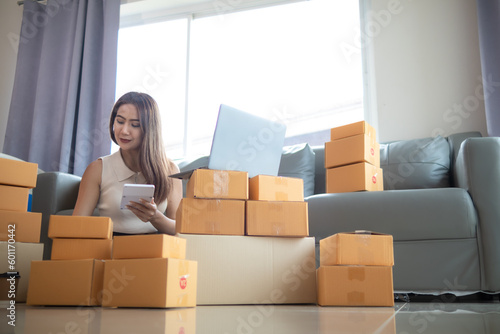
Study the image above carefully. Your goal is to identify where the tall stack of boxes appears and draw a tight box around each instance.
[175,169,316,305]
[27,216,113,306]
[0,158,43,302]
[325,121,384,193]
[316,231,395,307]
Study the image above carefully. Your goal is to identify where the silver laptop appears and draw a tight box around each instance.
[171,104,287,179]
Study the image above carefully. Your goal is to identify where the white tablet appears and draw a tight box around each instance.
[120,184,155,210]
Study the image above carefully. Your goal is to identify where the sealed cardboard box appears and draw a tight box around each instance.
[187,169,248,200]
[102,258,197,308]
[249,175,304,201]
[176,198,245,235]
[0,158,38,188]
[0,211,41,243]
[320,232,394,266]
[0,241,43,302]
[330,120,376,141]
[246,201,309,237]
[326,162,384,193]
[113,234,186,259]
[48,215,113,239]
[27,259,104,306]
[178,234,317,305]
[317,265,394,307]
[100,307,196,334]
[51,238,113,260]
[324,134,380,168]
[0,185,30,212]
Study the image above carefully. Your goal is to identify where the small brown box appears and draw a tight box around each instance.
[176,198,245,235]
[27,259,104,306]
[246,200,309,237]
[326,162,384,193]
[112,234,186,259]
[186,169,248,200]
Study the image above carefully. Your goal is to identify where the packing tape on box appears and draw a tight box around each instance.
[348,267,366,282]
[275,191,289,201]
[347,291,365,304]
[212,171,229,197]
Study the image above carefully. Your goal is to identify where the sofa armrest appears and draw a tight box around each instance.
[31,172,81,259]
[32,172,82,215]
[455,137,500,292]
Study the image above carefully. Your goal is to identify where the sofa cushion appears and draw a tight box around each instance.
[278,143,316,197]
[380,135,451,190]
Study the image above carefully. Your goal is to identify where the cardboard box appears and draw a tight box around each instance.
[330,120,376,141]
[320,232,394,266]
[0,241,43,302]
[48,215,113,239]
[100,307,196,334]
[246,201,309,237]
[27,259,104,306]
[324,134,380,168]
[249,175,304,201]
[176,198,245,235]
[0,158,38,188]
[51,238,113,260]
[178,234,317,305]
[0,185,30,212]
[113,234,186,259]
[102,258,197,308]
[317,265,394,307]
[326,162,384,193]
[187,169,248,200]
[0,211,41,243]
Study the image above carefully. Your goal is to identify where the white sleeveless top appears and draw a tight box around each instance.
[98,151,167,234]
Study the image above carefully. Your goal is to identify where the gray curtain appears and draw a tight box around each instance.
[3,0,120,176]
[476,0,500,137]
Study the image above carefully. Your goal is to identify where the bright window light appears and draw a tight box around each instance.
[115,0,363,159]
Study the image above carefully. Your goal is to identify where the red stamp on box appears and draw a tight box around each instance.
[180,277,187,289]
[372,175,377,184]
[371,148,375,156]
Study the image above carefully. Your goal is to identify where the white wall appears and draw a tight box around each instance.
[371,0,488,142]
[0,1,23,153]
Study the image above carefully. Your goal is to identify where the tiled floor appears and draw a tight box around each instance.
[1,298,499,333]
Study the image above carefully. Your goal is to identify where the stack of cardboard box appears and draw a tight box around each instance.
[102,234,197,308]
[176,169,316,305]
[0,158,43,302]
[27,216,198,308]
[176,169,248,235]
[316,231,395,307]
[27,216,113,306]
[246,174,308,237]
[324,121,384,193]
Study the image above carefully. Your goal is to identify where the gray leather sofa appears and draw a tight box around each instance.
[31,131,500,296]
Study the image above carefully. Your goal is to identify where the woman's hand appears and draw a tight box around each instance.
[126,198,159,223]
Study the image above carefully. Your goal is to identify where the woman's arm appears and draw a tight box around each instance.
[72,159,102,216]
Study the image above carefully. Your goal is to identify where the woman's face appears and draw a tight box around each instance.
[113,103,143,152]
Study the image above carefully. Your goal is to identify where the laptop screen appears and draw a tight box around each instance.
[207,104,287,178]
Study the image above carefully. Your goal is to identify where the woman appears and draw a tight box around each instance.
[73,92,182,235]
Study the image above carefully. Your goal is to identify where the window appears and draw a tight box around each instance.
[116,0,364,159]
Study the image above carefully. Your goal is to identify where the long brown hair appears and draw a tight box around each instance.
[109,92,173,204]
